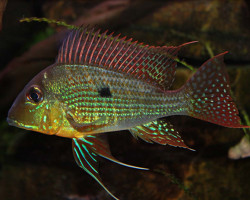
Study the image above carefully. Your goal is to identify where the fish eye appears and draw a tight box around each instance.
[26,86,43,103]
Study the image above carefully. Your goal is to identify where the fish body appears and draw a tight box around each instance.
[37,63,187,137]
[7,27,250,199]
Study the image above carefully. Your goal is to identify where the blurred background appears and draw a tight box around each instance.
[0,0,250,199]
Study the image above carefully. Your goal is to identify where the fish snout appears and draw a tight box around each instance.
[7,93,40,130]
[7,117,15,126]
[7,102,19,127]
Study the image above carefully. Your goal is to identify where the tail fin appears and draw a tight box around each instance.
[182,52,249,128]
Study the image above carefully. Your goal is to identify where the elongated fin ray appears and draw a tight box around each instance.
[183,52,250,128]
[72,135,148,199]
[80,135,148,170]
[72,138,118,200]
[56,27,196,90]
[129,119,194,150]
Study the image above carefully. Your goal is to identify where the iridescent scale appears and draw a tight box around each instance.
[47,64,188,133]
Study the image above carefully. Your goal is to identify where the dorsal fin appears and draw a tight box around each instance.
[56,27,195,91]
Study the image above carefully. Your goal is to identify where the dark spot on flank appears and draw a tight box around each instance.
[98,87,112,98]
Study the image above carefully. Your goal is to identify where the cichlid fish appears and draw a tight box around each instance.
[7,27,250,199]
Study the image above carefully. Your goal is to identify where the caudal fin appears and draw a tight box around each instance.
[183,52,249,128]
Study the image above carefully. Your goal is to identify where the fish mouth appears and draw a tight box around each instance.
[7,117,19,127]
[7,117,37,131]
[7,117,57,135]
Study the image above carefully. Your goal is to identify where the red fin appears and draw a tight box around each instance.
[129,119,194,150]
[56,27,194,90]
[184,52,250,128]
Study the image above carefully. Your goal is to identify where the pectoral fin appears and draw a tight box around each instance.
[67,112,107,132]
[72,135,148,199]
[129,119,194,151]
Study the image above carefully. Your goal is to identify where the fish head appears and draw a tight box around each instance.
[7,69,63,135]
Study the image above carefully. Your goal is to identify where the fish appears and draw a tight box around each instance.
[7,27,250,199]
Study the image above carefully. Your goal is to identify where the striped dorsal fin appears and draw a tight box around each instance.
[56,27,195,91]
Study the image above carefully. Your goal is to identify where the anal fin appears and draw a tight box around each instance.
[129,119,194,151]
